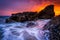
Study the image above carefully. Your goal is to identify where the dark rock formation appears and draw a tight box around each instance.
[44,15,60,40]
[37,5,55,19]
[5,12,37,23]
[26,22,36,28]
[5,5,55,23]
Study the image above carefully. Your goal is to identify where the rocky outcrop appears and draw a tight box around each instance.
[5,5,55,23]
[5,12,37,23]
[44,15,60,40]
[37,5,55,19]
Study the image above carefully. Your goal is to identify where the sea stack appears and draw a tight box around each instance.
[37,5,55,19]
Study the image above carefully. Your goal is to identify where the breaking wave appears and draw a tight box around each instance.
[0,19,50,40]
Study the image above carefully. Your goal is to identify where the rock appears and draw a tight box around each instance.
[5,5,55,23]
[37,5,55,19]
[5,18,15,23]
[26,22,36,27]
[43,15,60,40]
[5,12,37,23]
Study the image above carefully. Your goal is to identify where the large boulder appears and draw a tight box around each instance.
[43,15,60,40]
[37,5,55,19]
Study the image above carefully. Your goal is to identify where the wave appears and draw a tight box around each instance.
[0,16,9,24]
[0,19,50,40]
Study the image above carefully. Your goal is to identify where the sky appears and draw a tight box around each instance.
[0,0,60,16]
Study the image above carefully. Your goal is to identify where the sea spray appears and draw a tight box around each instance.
[0,19,50,40]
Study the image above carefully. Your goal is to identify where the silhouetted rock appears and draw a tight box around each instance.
[37,5,55,19]
[5,5,55,23]
[44,15,60,40]
[5,12,37,23]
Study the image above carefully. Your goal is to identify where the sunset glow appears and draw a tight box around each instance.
[0,0,60,16]
[30,2,60,16]
[54,5,60,16]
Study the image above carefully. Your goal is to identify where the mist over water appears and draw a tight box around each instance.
[0,16,50,40]
[0,16,9,24]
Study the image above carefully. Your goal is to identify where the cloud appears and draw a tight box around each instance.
[0,0,39,16]
[0,0,60,10]
[0,0,60,8]
[51,0,60,5]
[32,0,60,5]
[0,0,42,10]
[0,0,60,16]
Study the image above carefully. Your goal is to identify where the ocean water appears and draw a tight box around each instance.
[0,16,51,40]
[0,16,9,24]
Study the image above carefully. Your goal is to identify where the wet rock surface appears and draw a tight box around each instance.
[44,15,60,40]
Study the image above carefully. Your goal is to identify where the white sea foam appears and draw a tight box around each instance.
[0,19,50,40]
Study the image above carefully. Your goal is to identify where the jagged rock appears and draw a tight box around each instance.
[44,15,60,40]
[5,12,37,23]
[5,5,55,23]
[37,5,55,19]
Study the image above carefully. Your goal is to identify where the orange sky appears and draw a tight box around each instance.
[54,5,60,16]
[0,0,60,16]
[5,3,60,16]
[32,2,60,16]
[9,4,60,16]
